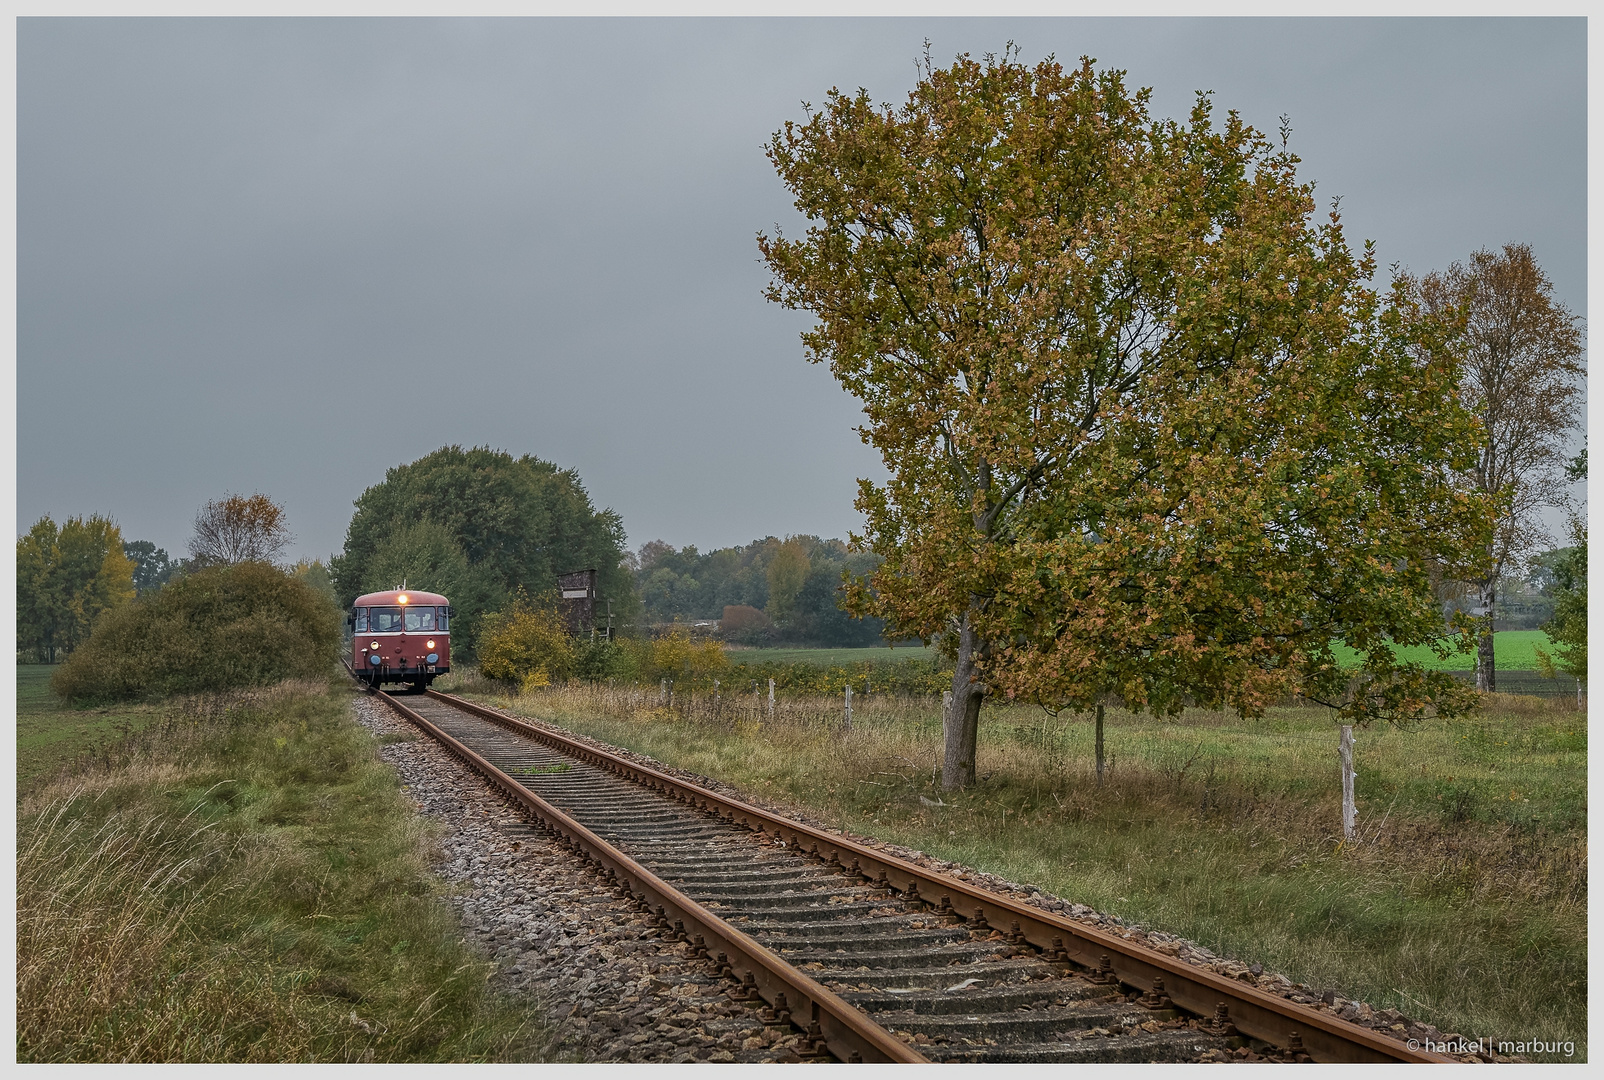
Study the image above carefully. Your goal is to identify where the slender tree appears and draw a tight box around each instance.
[761,49,1493,788]
[764,538,811,624]
[190,493,294,567]
[16,519,64,662]
[124,540,184,594]
[1404,245,1584,691]
[1535,523,1586,686]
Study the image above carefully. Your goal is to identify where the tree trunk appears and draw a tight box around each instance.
[942,613,985,790]
[1475,577,1497,693]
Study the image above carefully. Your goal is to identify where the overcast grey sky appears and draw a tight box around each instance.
[17,17,1587,565]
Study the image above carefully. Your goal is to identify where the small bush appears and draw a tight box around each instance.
[51,562,340,703]
[719,604,771,638]
[477,599,576,685]
[647,626,728,688]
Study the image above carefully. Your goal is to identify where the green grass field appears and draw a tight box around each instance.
[16,665,166,795]
[1329,630,1554,671]
[728,632,1553,673]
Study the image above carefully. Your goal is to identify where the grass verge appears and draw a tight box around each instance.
[17,664,164,795]
[443,670,1586,1062]
[17,675,556,1062]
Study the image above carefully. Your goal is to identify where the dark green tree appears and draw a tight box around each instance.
[1535,528,1586,685]
[124,540,184,594]
[791,557,885,646]
[332,446,636,648]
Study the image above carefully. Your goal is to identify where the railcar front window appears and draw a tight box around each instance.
[403,607,436,632]
[354,608,369,633]
[369,607,405,633]
[437,607,449,631]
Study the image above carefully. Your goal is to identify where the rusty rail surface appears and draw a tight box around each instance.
[418,687,1451,1065]
[369,686,925,1064]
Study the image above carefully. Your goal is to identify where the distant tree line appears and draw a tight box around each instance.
[321,445,892,654]
[629,535,888,647]
[18,494,340,701]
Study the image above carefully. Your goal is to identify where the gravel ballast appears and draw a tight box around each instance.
[354,695,824,1063]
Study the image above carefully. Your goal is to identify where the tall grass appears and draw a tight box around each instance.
[17,678,554,1062]
[444,671,1587,1061]
[19,799,226,1059]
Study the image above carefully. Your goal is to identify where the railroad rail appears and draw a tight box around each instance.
[364,683,1450,1064]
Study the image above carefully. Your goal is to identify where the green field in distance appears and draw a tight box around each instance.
[725,631,1557,672]
[1327,629,1554,671]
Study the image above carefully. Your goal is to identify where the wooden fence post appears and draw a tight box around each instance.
[1339,725,1357,840]
[843,685,853,732]
[1095,703,1105,786]
[767,678,775,723]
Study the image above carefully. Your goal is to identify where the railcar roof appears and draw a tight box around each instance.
[354,589,450,606]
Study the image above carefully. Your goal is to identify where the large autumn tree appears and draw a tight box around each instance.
[760,49,1494,788]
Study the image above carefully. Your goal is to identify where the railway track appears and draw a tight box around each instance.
[367,684,1451,1065]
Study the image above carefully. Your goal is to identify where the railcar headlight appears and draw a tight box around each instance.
[371,642,380,650]
[397,594,409,604]
[427,653,439,664]
[426,639,436,649]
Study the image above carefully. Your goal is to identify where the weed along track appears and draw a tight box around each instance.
[371,686,1451,1064]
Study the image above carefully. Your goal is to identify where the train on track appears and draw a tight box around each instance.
[349,588,452,691]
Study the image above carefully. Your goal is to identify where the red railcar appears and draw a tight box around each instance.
[350,588,452,690]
